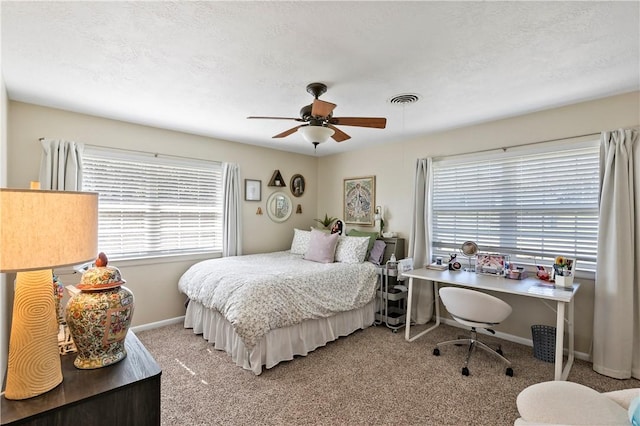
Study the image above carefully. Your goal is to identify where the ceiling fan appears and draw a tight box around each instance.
[247,82,387,148]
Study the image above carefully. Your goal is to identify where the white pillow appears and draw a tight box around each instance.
[335,236,369,263]
[304,229,339,263]
[290,229,311,255]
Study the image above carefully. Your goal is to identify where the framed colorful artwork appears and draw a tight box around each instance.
[343,176,375,226]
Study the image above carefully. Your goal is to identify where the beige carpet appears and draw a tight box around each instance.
[137,322,639,425]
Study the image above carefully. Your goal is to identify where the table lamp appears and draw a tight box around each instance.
[374,205,385,236]
[0,186,98,400]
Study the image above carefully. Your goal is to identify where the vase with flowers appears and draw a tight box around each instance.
[553,256,576,288]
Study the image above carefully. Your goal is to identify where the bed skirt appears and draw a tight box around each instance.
[184,299,376,375]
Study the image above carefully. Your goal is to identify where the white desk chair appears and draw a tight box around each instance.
[434,286,514,376]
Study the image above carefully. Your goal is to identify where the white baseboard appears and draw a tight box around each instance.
[130,316,591,362]
[440,318,591,362]
[131,316,184,333]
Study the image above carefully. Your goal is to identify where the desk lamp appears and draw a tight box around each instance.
[0,186,98,400]
[374,206,385,236]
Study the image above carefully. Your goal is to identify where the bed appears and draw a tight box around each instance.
[179,229,381,374]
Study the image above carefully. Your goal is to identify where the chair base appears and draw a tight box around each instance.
[433,328,513,376]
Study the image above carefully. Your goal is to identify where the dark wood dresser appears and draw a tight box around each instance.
[1,331,161,426]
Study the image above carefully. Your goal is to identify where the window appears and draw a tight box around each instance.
[431,141,600,271]
[82,146,223,260]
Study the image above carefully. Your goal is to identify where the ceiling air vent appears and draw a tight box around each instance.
[389,93,420,105]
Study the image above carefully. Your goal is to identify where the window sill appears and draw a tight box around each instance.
[112,252,222,268]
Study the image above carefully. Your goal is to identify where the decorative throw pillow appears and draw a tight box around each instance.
[304,229,339,263]
[347,229,379,256]
[335,236,369,263]
[368,239,387,265]
[290,228,311,255]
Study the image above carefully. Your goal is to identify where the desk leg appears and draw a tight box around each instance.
[562,300,576,381]
[404,277,414,341]
[554,301,565,381]
[405,279,440,342]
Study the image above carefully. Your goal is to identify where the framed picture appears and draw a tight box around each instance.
[244,179,261,201]
[290,174,305,197]
[343,176,375,226]
[475,253,510,275]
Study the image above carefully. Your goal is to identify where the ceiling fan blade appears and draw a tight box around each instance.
[311,99,336,117]
[327,124,351,142]
[247,116,304,122]
[329,117,387,129]
[272,125,305,139]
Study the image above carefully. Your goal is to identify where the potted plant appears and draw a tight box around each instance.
[314,213,338,229]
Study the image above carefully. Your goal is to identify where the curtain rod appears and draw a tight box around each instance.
[38,138,219,164]
[39,130,607,160]
[432,131,602,160]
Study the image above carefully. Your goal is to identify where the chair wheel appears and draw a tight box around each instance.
[433,348,440,356]
[461,367,470,376]
[506,367,513,377]
[496,348,503,355]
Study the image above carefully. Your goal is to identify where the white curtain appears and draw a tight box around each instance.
[38,139,84,190]
[593,128,640,379]
[407,158,434,324]
[222,163,242,257]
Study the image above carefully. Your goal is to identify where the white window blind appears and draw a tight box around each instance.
[431,142,600,271]
[82,146,223,260]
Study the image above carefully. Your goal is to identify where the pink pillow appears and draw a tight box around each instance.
[305,229,339,263]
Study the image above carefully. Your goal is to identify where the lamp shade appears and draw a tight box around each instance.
[299,126,335,145]
[1,188,98,400]
[0,189,99,272]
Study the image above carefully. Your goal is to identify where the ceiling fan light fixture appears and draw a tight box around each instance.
[299,126,334,144]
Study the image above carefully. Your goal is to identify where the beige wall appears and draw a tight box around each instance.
[6,101,319,328]
[4,92,639,362]
[318,91,640,356]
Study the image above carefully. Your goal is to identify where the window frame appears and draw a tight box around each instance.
[430,139,600,275]
[82,146,224,262]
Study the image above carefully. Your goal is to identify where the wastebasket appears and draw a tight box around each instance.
[531,324,556,362]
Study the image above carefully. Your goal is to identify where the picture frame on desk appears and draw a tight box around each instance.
[475,253,509,275]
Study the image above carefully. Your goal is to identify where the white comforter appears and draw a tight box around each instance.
[178,251,378,349]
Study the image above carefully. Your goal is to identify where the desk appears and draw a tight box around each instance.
[401,268,579,381]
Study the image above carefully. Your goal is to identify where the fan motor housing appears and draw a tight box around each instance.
[299,104,312,121]
[300,104,330,122]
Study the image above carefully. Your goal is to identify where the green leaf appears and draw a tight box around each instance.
[313,213,338,228]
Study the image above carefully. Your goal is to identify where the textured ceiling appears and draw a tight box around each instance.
[2,1,639,156]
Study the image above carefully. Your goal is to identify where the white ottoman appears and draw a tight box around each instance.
[515,381,639,425]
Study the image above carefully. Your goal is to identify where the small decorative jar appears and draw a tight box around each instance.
[65,253,135,369]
